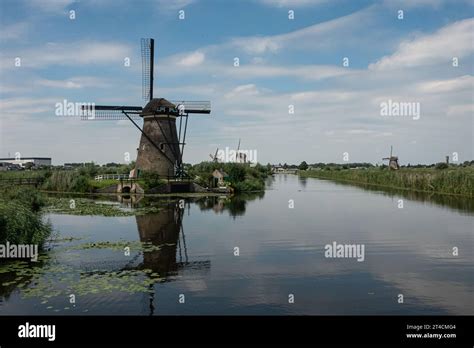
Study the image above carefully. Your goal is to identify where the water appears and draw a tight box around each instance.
[0,175,472,315]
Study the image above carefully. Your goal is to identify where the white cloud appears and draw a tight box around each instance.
[369,18,474,70]
[155,0,197,11]
[224,84,261,99]
[229,5,375,54]
[159,56,355,81]
[446,104,474,118]
[231,36,281,54]
[417,75,474,93]
[176,51,205,67]
[25,0,76,14]
[1,41,132,69]
[383,0,474,9]
[36,76,111,89]
[0,97,61,116]
[0,22,29,42]
[258,0,329,7]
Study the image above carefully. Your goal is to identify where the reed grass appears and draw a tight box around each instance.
[0,187,52,246]
[299,167,474,196]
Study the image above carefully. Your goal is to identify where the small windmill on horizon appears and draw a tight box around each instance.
[236,138,247,164]
[209,148,219,162]
[81,38,211,179]
[382,145,400,170]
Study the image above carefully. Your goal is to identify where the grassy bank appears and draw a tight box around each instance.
[299,167,474,196]
[0,161,271,194]
[0,188,53,246]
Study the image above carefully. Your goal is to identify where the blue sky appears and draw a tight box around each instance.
[0,0,473,165]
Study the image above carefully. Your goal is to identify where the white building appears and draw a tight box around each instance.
[0,157,52,167]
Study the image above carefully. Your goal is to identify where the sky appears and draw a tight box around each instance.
[0,0,473,165]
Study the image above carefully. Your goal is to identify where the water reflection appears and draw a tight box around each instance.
[195,192,265,218]
[133,202,211,314]
[298,175,307,188]
[321,179,474,214]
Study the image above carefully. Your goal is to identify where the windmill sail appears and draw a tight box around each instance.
[80,105,143,120]
[141,38,154,101]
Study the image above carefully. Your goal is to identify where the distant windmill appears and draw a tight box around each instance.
[236,138,247,163]
[382,146,400,170]
[209,148,219,162]
[81,38,211,179]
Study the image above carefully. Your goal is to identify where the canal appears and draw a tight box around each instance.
[0,175,472,315]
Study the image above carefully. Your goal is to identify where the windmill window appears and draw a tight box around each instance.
[159,143,165,150]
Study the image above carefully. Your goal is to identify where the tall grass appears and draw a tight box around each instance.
[41,171,92,193]
[0,187,52,246]
[300,167,474,196]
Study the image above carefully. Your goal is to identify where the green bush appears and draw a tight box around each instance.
[435,162,449,170]
[139,171,166,190]
[233,178,265,192]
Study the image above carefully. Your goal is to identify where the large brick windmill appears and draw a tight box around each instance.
[82,38,211,179]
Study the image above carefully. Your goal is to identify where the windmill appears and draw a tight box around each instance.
[81,38,211,179]
[382,146,400,170]
[209,148,219,162]
[236,138,247,163]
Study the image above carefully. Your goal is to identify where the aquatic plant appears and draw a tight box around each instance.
[44,197,161,216]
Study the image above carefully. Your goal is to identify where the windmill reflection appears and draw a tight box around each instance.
[122,200,211,315]
[136,202,189,275]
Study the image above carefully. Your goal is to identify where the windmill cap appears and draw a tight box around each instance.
[141,98,176,116]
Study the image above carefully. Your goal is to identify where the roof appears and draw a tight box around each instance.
[141,98,176,115]
[212,169,228,177]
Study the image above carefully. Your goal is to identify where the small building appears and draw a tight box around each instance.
[272,165,285,173]
[212,169,228,187]
[0,157,51,168]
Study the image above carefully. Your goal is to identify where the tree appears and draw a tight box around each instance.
[298,161,308,170]
[227,164,246,183]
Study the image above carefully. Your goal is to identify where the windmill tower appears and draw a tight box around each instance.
[382,146,400,170]
[81,38,211,179]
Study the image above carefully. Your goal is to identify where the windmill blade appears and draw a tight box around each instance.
[141,38,154,101]
[80,105,142,120]
[237,138,241,152]
[214,148,219,158]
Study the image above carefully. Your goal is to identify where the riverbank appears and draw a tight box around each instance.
[299,167,474,197]
[0,162,271,194]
